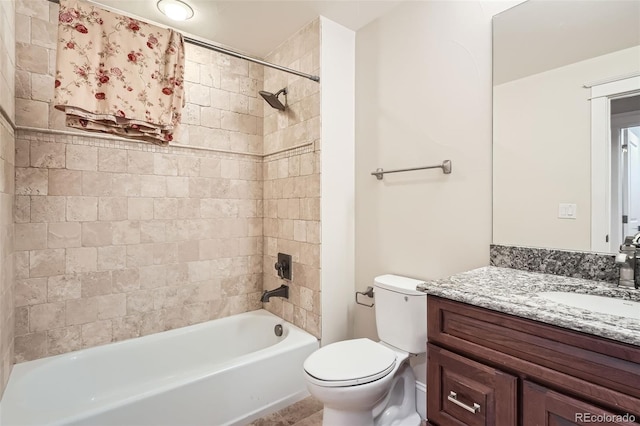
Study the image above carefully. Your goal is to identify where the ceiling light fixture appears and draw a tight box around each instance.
[157,0,194,21]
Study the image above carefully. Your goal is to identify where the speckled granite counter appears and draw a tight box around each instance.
[417,266,640,347]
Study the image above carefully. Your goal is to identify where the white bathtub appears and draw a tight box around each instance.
[0,309,319,426]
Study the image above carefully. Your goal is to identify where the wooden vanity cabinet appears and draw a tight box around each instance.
[426,296,640,426]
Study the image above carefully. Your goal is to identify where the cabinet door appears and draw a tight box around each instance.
[523,381,639,425]
[427,344,517,426]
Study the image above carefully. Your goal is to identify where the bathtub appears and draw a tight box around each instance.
[0,309,319,426]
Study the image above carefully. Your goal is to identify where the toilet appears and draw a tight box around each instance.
[303,274,427,426]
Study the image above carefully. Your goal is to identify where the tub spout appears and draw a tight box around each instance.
[261,284,289,302]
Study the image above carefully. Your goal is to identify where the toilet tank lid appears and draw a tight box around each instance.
[374,274,426,296]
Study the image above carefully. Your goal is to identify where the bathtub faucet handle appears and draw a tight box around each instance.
[274,252,292,280]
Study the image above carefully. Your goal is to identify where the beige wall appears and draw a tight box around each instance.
[0,0,16,397]
[354,1,508,341]
[493,46,640,251]
[13,0,265,361]
[262,19,321,338]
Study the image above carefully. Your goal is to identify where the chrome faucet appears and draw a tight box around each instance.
[615,232,640,289]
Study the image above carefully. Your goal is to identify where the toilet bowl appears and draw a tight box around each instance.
[303,274,427,426]
[304,339,420,426]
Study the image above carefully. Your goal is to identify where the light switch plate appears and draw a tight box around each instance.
[558,203,577,219]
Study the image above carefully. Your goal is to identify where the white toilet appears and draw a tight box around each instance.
[303,274,427,426]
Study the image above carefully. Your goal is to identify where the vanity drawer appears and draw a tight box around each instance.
[522,380,640,425]
[427,296,640,416]
[427,343,517,426]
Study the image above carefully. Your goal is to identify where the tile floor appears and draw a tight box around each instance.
[248,396,323,426]
[247,396,428,426]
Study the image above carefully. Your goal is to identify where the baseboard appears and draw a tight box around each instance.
[416,380,426,420]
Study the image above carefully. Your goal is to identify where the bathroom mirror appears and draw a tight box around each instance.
[492,0,640,254]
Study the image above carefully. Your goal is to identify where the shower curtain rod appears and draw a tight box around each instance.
[46,0,320,83]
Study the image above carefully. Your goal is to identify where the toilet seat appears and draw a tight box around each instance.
[303,338,396,387]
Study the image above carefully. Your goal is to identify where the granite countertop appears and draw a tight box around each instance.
[417,266,640,347]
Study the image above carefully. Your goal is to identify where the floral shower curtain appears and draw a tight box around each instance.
[54,0,185,145]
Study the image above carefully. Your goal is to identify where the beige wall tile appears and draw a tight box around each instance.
[16,0,49,20]
[30,248,65,277]
[112,220,141,245]
[15,167,47,195]
[29,302,65,332]
[153,198,177,220]
[112,268,140,293]
[15,13,30,44]
[82,172,113,196]
[81,222,113,247]
[47,275,81,302]
[16,42,47,74]
[139,265,167,289]
[66,247,97,274]
[66,145,97,171]
[47,326,82,355]
[15,307,29,337]
[126,244,154,267]
[30,195,65,222]
[166,177,188,198]
[66,196,98,222]
[126,290,154,314]
[14,333,47,362]
[140,221,165,243]
[184,60,199,83]
[127,198,153,221]
[14,195,31,223]
[140,175,166,198]
[30,72,54,102]
[15,251,30,279]
[112,316,140,341]
[15,140,30,168]
[66,297,98,326]
[98,197,128,221]
[15,278,47,307]
[81,271,112,297]
[127,151,154,174]
[177,198,200,219]
[81,320,113,348]
[154,154,178,176]
[97,246,126,271]
[98,148,127,173]
[48,222,81,248]
[30,141,65,168]
[49,170,81,195]
[15,222,47,251]
[112,174,141,197]
[96,294,126,320]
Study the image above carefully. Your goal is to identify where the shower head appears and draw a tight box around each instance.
[259,88,287,111]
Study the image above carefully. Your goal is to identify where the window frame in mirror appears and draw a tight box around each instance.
[589,75,640,253]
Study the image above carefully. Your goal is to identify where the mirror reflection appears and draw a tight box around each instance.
[492,0,640,253]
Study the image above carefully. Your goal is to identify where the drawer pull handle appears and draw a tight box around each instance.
[447,391,481,414]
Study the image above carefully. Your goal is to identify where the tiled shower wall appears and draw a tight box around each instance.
[262,20,322,338]
[13,0,265,361]
[0,0,16,396]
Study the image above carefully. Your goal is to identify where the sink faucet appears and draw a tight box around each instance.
[615,232,640,289]
[260,284,289,302]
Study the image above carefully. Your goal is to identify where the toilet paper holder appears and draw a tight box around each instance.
[355,286,374,308]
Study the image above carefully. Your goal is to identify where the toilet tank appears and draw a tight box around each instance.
[374,274,427,354]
